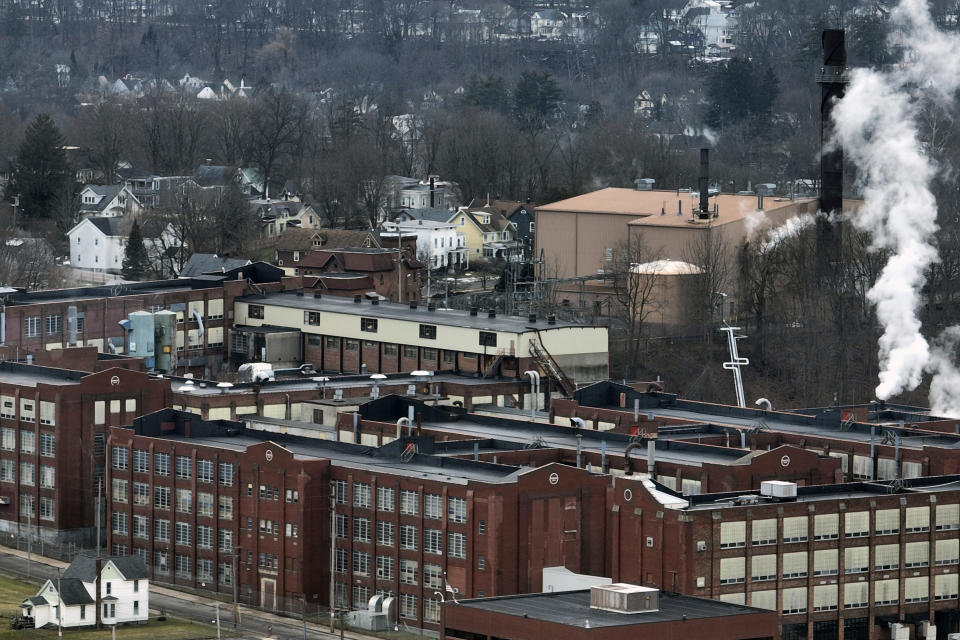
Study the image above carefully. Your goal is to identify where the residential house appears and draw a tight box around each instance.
[21,554,149,628]
[379,219,466,270]
[194,164,264,197]
[178,253,252,278]
[291,248,422,302]
[273,229,381,276]
[492,200,536,256]
[122,173,193,208]
[67,216,179,275]
[453,205,521,261]
[251,200,323,239]
[530,9,567,39]
[382,175,459,214]
[78,185,142,219]
[391,207,454,224]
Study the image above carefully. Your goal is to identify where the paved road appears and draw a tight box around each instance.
[0,546,380,640]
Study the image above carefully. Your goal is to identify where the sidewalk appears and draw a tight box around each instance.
[0,544,393,640]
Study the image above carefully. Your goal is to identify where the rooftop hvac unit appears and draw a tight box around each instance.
[760,480,798,499]
[589,584,659,614]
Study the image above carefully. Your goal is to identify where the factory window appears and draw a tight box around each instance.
[112,512,127,535]
[154,486,170,510]
[45,315,61,335]
[248,305,264,319]
[844,546,868,573]
[353,585,370,608]
[813,585,838,612]
[844,511,868,537]
[400,489,418,515]
[361,317,378,333]
[0,398,13,420]
[354,517,371,542]
[175,455,191,479]
[154,452,170,477]
[875,543,900,571]
[936,539,959,565]
[376,555,394,580]
[39,497,54,521]
[875,508,899,535]
[425,529,443,555]
[751,554,776,582]
[874,579,899,606]
[38,433,54,457]
[0,428,12,451]
[813,549,838,576]
[448,532,466,558]
[133,483,149,506]
[422,348,437,361]
[906,506,930,532]
[353,482,371,508]
[175,554,191,578]
[331,479,348,504]
[285,489,299,503]
[751,519,776,546]
[18,430,31,453]
[719,557,744,584]
[781,587,807,614]
[400,525,418,550]
[176,489,192,514]
[154,520,170,543]
[39,402,55,425]
[448,497,466,523]
[197,492,214,517]
[112,446,129,470]
[352,551,370,576]
[478,331,497,347]
[852,455,872,480]
[111,479,127,502]
[403,345,418,359]
[904,541,929,568]
[478,520,486,535]
[231,332,248,354]
[425,493,442,519]
[443,351,455,364]
[423,563,443,589]
[39,465,55,489]
[197,459,214,483]
[109,400,120,414]
[377,486,394,511]
[399,593,417,620]
[19,400,34,422]
[0,460,14,483]
[25,316,40,338]
[938,503,960,530]
[363,340,377,349]
[813,513,838,540]
[305,311,321,325]
[133,515,148,539]
[325,336,340,349]
[133,449,149,473]
[19,462,34,486]
[782,516,807,543]
[175,522,191,546]
[383,344,398,357]
[76,316,84,333]
[197,525,213,549]
[197,559,213,582]
[344,339,359,352]
[377,521,394,546]
[782,551,807,579]
[218,529,233,552]
[419,324,436,340]
[218,462,233,486]
[154,551,169,575]
[935,573,959,600]
[335,549,347,573]
[719,521,745,549]
[400,559,418,585]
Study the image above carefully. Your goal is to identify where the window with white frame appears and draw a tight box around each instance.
[905,541,929,568]
[352,550,370,576]
[719,521,745,548]
[844,546,868,573]
[813,585,838,612]
[751,554,776,582]
[781,587,807,614]
[354,517,371,542]
[400,490,418,515]
[424,493,442,519]
[719,557,745,584]
[875,508,899,535]
[874,544,899,570]
[813,513,838,540]
[936,538,959,566]
[377,486,394,512]
[399,593,418,620]
[19,430,33,454]
[424,529,442,554]
[782,551,807,578]
[377,521,394,546]
[376,555,394,580]
[401,525,417,550]
[782,516,807,543]
[400,559,417,585]
[448,532,466,558]
[448,497,466,523]
[751,519,776,546]
[175,521,191,545]
[39,497,54,521]
[813,549,838,576]
[844,511,868,537]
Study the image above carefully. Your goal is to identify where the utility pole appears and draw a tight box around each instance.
[329,498,336,633]
[215,602,221,640]
[301,595,307,640]
[95,477,102,557]
[232,553,240,627]
[57,567,62,638]
[26,510,31,579]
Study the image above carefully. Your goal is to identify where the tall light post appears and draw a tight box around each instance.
[56,567,63,639]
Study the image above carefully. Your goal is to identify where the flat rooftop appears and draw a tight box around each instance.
[457,589,769,628]
[239,291,589,331]
[3,279,218,306]
[537,188,813,226]
[0,362,87,387]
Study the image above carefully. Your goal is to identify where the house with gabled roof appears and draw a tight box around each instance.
[452,204,521,261]
[78,185,142,219]
[272,228,382,275]
[67,216,179,275]
[21,554,149,628]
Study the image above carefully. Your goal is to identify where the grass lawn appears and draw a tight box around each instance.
[0,574,221,640]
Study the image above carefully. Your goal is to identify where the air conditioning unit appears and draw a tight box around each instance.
[697,541,707,552]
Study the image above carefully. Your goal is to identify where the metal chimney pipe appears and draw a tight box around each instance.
[869,425,876,480]
[430,176,436,208]
[699,148,710,214]
[647,440,656,476]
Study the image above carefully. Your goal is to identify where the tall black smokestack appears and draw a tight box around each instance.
[817,29,847,273]
[429,176,436,208]
[699,148,710,215]
[819,29,846,215]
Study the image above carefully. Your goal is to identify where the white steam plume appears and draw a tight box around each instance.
[832,0,960,403]
[759,213,815,253]
[928,328,960,417]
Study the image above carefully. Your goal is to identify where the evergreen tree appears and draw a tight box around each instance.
[4,113,72,222]
[121,221,151,281]
[512,71,563,134]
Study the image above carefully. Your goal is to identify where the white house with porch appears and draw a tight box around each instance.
[21,555,149,628]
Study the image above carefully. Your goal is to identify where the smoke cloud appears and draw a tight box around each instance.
[832,0,960,407]
[759,213,814,253]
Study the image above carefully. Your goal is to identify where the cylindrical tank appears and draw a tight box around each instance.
[127,311,155,369]
[154,310,176,373]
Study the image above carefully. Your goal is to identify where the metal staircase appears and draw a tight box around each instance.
[482,351,506,378]
[529,338,576,397]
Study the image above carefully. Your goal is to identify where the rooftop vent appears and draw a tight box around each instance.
[634,178,655,191]
[428,303,436,312]
[353,295,362,304]
[371,298,379,306]
[313,292,322,299]
[528,313,537,323]
[760,480,797,499]
[470,307,478,316]
[488,309,496,318]
[296,291,304,297]
[410,302,418,310]
[548,314,556,325]
[590,584,659,614]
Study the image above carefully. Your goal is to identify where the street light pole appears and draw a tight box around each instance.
[329,498,336,633]
[232,553,240,627]
[301,594,307,640]
[57,567,62,639]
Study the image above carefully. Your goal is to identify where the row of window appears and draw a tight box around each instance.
[719,540,960,584]
[0,430,55,455]
[718,506,955,548]
[318,337,457,363]
[114,448,233,485]
[131,548,233,584]
[18,495,55,520]
[334,584,441,623]
[718,575,959,613]
[330,481,467,522]
[337,528,467,558]
[0,401,57,425]
[115,515,234,550]
[111,480,234,517]
[0,460,56,488]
